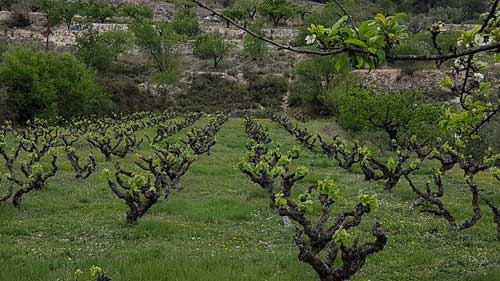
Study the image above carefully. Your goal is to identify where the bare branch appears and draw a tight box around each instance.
[191,0,500,62]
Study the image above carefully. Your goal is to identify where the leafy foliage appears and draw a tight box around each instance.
[0,47,112,122]
[243,23,268,58]
[322,83,443,143]
[240,117,387,281]
[193,32,230,68]
[258,0,298,26]
[172,6,200,37]
[80,0,116,23]
[131,21,181,81]
[121,4,153,21]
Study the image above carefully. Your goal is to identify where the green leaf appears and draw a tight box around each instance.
[437,76,453,89]
[332,15,349,30]
[274,192,287,208]
[494,53,500,62]
[335,53,349,72]
[333,227,351,244]
[345,38,368,48]
[359,194,379,211]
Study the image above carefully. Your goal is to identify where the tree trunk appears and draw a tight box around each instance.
[45,32,50,51]
[126,210,140,225]
[213,57,219,68]
[12,189,26,208]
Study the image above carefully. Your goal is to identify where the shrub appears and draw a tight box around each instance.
[179,73,252,112]
[74,28,115,71]
[8,9,31,28]
[222,7,247,27]
[131,21,181,79]
[321,82,443,143]
[0,88,17,123]
[289,56,343,113]
[247,74,287,109]
[172,7,200,37]
[100,30,134,60]
[121,4,153,21]
[80,0,116,23]
[193,32,230,68]
[100,76,150,113]
[0,47,113,122]
[0,41,8,59]
[243,22,268,59]
[258,0,298,26]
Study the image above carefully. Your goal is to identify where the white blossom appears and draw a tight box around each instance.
[474,34,485,46]
[473,72,485,81]
[305,34,316,45]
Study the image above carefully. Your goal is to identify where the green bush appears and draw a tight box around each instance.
[247,74,288,109]
[0,88,17,123]
[288,56,343,113]
[193,32,230,68]
[258,0,298,26]
[171,72,289,113]
[121,4,153,21]
[131,21,181,79]
[178,73,252,112]
[100,75,160,113]
[74,28,115,71]
[321,82,370,131]
[80,0,116,23]
[172,8,200,37]
[243,22,268,59]
[0,47,113,122]
[321,81,443,143]
[0,41,8,60]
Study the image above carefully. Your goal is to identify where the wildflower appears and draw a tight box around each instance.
[305,34,316,45]
[473,72,485,82]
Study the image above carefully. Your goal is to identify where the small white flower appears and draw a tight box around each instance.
[305,34,316,45]
[474,72,485,81]
[474,34,485,46]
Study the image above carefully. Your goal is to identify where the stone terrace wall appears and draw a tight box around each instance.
[0,12,482,94]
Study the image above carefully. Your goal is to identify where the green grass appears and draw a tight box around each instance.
[0,118,499,281]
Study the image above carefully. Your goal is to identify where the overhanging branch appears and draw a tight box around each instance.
[191,0,500,62]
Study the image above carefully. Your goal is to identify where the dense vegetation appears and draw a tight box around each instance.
[1,0,500,280]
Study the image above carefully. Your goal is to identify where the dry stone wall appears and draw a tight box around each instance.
[0,11,478,94]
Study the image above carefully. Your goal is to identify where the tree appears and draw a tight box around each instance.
[100,30,133,60]
[322,84,443,143]
[222,7,247,28]
[171,6,200,37]
[41,0,64,51]
[0,47,112,122]
[61,0,81,30]
[81,0,115,23]
[235,0,260,20]
[258,0,297,26]
[121,4,153,21]
[131,21,181,82]
[75,28,133,70]
[193,32,230,68]
[243,22,268,58]
[289,56,340,110]
[74,27,115,71]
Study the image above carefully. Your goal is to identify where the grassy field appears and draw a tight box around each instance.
[1,117,500,281]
